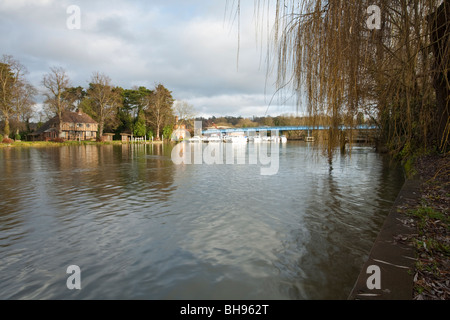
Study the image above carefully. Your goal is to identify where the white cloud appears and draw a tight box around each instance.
[0,0,55,10]
[0,0,297,118]
[182,93,298,118]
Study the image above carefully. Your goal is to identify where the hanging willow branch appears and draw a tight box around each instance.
[229,0,449,155]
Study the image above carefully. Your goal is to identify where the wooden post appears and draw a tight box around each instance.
[340,130,350,153]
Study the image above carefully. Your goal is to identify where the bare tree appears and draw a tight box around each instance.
[87,72,122,138]
[174,100,197,127]
[13,82,37,135]
[42,66,71,137]
[0,55,28,137]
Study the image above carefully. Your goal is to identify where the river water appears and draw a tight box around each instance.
[0,142,404,299]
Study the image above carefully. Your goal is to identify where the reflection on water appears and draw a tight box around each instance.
[0,143,404,299]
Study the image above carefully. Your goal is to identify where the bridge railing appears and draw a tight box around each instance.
[202,125,378,135]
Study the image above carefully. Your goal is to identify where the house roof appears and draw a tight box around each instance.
[60,111,98,124]
[32,110,98,135]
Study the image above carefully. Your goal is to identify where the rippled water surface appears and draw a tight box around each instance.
[0,143,404,299]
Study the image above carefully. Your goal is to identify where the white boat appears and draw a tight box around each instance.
[189,136,203,143]
[252,135,262,143]
[225,136,248,143]
[260,135,285,142]
[208,134,222,143]
[271,136,280,142]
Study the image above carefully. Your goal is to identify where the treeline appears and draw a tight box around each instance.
[196,112,369,129]
[0,55,178,141]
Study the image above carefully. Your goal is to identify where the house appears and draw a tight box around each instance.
[172,124,188,141]
[28,109,98,141]
[171,116,191,141]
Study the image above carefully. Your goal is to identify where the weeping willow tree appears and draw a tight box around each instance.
[231,0,449,156]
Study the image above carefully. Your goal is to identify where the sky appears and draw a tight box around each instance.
[0,0,300,119]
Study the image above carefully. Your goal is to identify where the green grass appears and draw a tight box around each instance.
[408,206,450,257]
[0,140,146,148]
[410,206,448,223]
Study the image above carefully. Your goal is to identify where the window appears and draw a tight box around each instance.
[86,124,90,128]
[77,123,83,128]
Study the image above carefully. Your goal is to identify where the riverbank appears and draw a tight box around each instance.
[349,152,449,300]
[0,140,166,148]
[409,153,449,299]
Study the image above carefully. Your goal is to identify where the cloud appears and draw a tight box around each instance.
[182,92,298,119]
[0,0,55,10]
[0,0,298,118]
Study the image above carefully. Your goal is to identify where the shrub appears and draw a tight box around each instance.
[53,137,65,143]
[2,137,14,144]
[0,134,3,141]
[162,125,173,140]
[15,133,21,141]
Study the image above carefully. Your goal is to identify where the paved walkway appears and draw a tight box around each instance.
[348,179,421,300]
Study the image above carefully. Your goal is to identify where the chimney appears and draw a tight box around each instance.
[77,107,82,115]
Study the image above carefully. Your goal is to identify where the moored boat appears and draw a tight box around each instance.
[252,135,262,143]
[208,134,222,143]
[189,136,203,143]
[225,135,248,143]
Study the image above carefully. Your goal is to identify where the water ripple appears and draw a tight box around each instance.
[0,144,404,299]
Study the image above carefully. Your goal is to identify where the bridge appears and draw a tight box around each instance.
[202,125,377,135]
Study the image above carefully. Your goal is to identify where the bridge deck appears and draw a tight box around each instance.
[203,125,377,134]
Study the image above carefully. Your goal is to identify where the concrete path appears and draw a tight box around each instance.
[348,179,421,300]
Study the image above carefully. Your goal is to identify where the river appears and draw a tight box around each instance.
[0,142,404,299]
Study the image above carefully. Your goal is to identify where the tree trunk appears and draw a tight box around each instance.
[156,123,160,140]
[99,121,104,140]
[58,110,62,139]
[3,115,10,137]
[429,2,449,152]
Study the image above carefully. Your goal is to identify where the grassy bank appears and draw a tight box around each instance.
[398,153,449,299]
[0,140,166,148]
